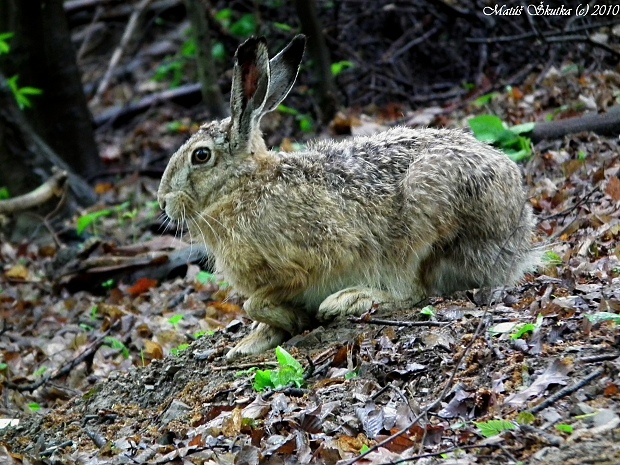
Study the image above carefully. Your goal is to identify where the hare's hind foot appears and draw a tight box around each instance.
[226,322,289,359]
[317,286,417,322]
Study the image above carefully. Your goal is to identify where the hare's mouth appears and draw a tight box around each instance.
[161,191,194,223]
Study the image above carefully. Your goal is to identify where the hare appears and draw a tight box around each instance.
[158,35,539,358]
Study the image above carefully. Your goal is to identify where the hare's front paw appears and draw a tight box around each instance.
[226,323,289,360]
[317,287,394,322]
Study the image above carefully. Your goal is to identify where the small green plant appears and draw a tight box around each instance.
[331,60,354,77]
[253,346,304,391]
[578,150,587,161]
[33,367,48,378]
[517,411,535,425]
[468,115,534,162]
[171,343,190,356]
[76,202,130,236]
[101,279,115,290]
[475,419,516,438]
[511,314,543,340]
[473,92,499,107]
[194,330,214,339]
[7,75,43,109]
[0,187,10,200]
[1,33,43,109]
[0,32,13,54]
[0,363,8,370]
[196,271,228,288]
[80,323,95,332]
[28,403,42,412]
[168,314,184,329]
[103,337,130,359]
[345,370,359,380]
[235,366,259,377]
[585,312,620,324]
[420,305,436,318]
[556,424,573,434]
[542,251,563,266]
[277,104,314,133]
[359,444,370,454]
[215,10,257,38]
[90,305,99,320]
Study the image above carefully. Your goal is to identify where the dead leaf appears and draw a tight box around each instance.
[127,277,158,296]
[504,359,572,407]
[5,264,30,281]
[605,176,620,202]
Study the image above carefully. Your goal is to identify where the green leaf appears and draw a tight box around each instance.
[18,87,43,96]
[212,42,226,61]
[473,92,499,107]
[275,346,303,372]
[103,337,130,359]
[359,444,370,454]
[28,403,41,412]
[331,60,354,77]
[475,419,516,438]
[253,369,273,391]
[556,424,573,434]
[511,323,536,340]
[277,104,299,116]
[542,251,562,265]
[33,367,48,378]
[0,32,13,55]
[273,22,293,32]
[181,38,197,58]
[0,187,10,199]
[0,362,8,370]
[586,312,620,324]
[196,271,216,284]
[468,115,506,143]
[168,314,184,328]
[230,14,257,37]
[510,122,535,135]
[299,115,314,133]
[77,209,112,235]
[214,8,233,24]
[517,411,535,425]
[171,343,190,356]
[420,305,436,317]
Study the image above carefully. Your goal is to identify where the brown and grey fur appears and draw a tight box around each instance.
[158,35,539,358]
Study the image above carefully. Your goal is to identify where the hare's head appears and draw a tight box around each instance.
[158,35,306,223]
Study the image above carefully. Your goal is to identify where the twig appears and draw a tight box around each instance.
[348,317,447,327]
[576,353,620,363]
[0,170,68,214]
[92,0,154,104]
[94,83,201,127]
[5,328,113,392]
[526,366,606,415]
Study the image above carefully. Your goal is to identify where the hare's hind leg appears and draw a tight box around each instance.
[317,286,419,322]
[226,290,312,359]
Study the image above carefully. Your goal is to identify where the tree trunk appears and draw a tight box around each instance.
[0,0,101,179]
[0,73,97,209]
[293,0,338,124]
[183,0,227,118]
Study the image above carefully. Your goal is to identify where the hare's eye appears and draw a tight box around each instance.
[191,147,212,165]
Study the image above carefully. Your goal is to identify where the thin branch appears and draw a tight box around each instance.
[92,0,154,104]
[0,170,68,214]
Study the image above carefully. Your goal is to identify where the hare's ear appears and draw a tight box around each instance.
[263,35,306,113]
[230,36,270,151]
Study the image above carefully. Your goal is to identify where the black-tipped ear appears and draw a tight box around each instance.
[263,35,306,113]
[230,36,270,150]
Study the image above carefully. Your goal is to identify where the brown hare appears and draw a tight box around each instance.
[158,35,539,358]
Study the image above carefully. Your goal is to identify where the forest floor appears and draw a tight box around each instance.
[1,4,620,464]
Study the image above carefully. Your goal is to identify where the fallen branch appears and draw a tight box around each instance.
[0,171,68,214]
[91,0,154,104]
[94,83,201,127]
[531,106,620,142]
[526,366,606,415]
